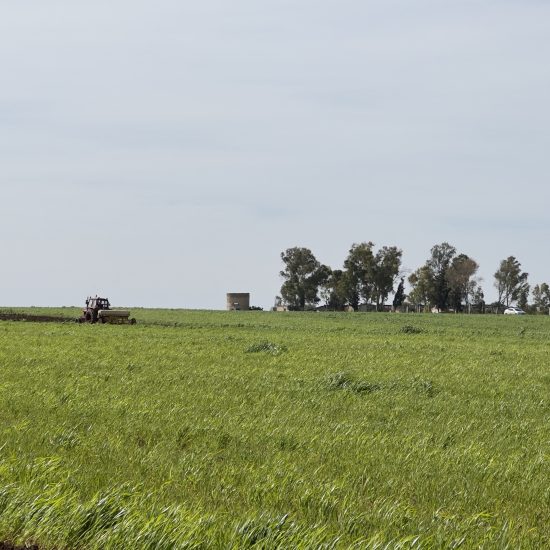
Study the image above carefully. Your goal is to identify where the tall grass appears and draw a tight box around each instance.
[0,311,549,547]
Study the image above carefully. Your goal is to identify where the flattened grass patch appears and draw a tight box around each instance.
[325,372,382,394]
[400,325,423,334]
[325,372,437,397]
[246,341,287,355]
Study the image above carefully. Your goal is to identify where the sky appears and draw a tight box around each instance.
[1,0,549,309]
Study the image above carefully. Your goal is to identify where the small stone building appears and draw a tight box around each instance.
[226,293,250,311]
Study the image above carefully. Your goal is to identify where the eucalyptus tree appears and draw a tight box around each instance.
[371,246,403,311]
[426,242,457,310]
[408,265,433,308]
[494,256,529,307]
[532,283,550,311]
[409,243,479,311]
[447,254,479,312]
[342,242,375,310]
[279,247,329,310]
[318,268,349,310]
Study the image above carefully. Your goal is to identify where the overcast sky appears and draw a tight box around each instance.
[1,0,549,309]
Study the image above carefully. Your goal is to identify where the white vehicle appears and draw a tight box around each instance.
[504,306,525,315]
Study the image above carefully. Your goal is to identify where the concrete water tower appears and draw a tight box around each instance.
[226,293,250,311]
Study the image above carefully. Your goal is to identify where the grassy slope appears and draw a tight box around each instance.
[0,310,549,548]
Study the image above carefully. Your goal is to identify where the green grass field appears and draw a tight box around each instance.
[0,309,549,548]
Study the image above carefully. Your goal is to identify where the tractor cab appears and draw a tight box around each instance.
[86,296,110,311]
[82,296,110,323]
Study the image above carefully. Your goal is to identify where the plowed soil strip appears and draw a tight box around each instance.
[0,313,72,323]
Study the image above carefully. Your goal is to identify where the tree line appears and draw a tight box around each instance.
[278,242,550,312]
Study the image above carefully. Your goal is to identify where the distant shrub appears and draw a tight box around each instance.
[400,325,423,334]
[246,341,287,355]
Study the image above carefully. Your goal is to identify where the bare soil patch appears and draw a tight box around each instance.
[0,312,72,323]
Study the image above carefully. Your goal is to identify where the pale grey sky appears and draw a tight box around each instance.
[1,1,549,308]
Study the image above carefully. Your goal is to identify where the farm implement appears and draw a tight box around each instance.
[79,296,136,325]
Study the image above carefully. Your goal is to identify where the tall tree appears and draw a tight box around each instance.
[408,242,479,311]
[469,283,485,312]
[342,242,375,309]
[392,277,406,309]
[532,283,550,311]
[408,265,433,308]
[280,247,329,310]
[518,284,530,311]
[446,254,479,312]
[371,246,403,311]
[494,256,529,307]
[319,268,347,310]
[426,242,457,309]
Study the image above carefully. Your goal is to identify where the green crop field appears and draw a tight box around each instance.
[0,310,549,548]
